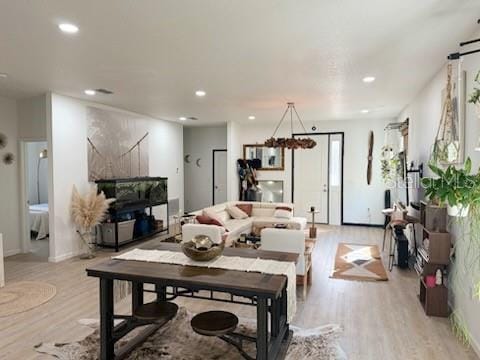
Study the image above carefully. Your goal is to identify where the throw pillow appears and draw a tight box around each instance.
[236,203,253,217]
[196,215,212,224]
[274,209,293,219]
[275,206,293,212]
[203,209,226,227]
[195,214,226,228]
[226,205,248,219]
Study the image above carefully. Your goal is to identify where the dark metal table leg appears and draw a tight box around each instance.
[270,296,279,338]
[155,284,167,302]
[256,297,268,360]
[132,281,144,313]
[100,278,114,360]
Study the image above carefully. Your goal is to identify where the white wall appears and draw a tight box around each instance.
[184,126,227,212]
[226,118,390,225]
[0,96,21,256]
[398,39,480,354]
[17,94,47,140]
[48,93,184,262]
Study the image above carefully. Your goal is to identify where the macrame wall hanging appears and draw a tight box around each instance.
[432,63,461,164]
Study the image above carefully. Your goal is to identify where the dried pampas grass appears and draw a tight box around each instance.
[71,185,115,231]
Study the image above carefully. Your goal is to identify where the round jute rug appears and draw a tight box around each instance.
[0,281,56,317]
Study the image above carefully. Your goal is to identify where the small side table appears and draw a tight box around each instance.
[308,210,320,239]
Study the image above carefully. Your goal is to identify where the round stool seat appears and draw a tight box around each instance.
[134,301,178,321]
[191,311,239,336]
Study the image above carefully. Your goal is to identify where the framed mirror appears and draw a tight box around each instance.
[257,180,284,203]
[243,144,284,171]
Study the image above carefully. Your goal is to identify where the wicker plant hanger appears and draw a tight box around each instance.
[432,63,460,163]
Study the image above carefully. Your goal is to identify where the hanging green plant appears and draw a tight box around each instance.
[468,70,480,105]
[380,146,400,185]
[421,158,480,216]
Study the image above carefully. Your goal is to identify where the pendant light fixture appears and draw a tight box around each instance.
[264,102,316,149]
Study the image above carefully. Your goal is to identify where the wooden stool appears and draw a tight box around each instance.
[133,301,179,322]
[191,310,238,336]
[191,311,254,360]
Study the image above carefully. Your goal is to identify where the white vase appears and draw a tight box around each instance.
[447,204,470,217]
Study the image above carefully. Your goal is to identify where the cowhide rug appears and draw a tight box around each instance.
[35,308,346,359]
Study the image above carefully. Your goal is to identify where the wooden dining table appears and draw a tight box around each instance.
[86,243,298,360]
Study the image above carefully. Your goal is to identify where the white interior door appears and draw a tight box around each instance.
[213,150,227,205]
[329,134,343,225]
[293,135,329,223]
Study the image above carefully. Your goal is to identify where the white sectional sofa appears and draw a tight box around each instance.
[188,201,307,247]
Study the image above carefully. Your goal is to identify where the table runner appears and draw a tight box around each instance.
[113,248,297,322]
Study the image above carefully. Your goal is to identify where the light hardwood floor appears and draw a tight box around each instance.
[0,225,477,359]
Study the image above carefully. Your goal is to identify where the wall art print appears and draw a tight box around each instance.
[87,107,149,181]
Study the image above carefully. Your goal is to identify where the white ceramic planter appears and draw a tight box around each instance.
[447,204,470,217]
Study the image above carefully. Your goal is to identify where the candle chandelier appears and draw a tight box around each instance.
[264,102,316,149]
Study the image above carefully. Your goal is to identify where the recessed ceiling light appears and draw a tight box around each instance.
[195,90,206,97]
[248,115,256,120]
[179,117,187,121]
[84,89,96,96]
[362,76,376,83]
[58,23,79,34]
[361,109,370,114]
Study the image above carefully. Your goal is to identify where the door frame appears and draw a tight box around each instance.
[19,140,51,257]
[291,132,345,225]
[212,149,227,205]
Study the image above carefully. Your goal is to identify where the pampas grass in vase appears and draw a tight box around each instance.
[71,185,115,259]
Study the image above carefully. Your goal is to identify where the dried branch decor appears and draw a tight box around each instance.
[264,102,317,149]
[71,185,115,258]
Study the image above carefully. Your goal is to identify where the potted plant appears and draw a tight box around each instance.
[421,158,480,217]
[468,70,480,112]
[71,185,115,259]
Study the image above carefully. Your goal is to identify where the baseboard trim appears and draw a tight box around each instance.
[342,222,384,228]
[4,248,22,257]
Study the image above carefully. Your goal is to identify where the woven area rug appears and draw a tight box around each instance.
[35,307,346,359]
[331,243,388,281]
[0,281,56,317]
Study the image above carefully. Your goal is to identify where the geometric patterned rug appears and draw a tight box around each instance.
[330,243,388,281]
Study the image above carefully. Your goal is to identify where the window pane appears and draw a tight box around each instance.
[330,140,340,186]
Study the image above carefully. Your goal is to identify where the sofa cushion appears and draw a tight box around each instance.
[251,207,276,217]
[236,203,253,217]
[226,205,248,219]
[252,216,306,230]
[224,219,252,235]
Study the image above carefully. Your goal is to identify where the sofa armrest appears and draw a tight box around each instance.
[182,224,226,244]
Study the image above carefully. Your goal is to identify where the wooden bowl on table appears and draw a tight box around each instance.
[181,236,225,261]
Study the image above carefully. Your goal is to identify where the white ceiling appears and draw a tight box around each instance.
[0,0,479,126]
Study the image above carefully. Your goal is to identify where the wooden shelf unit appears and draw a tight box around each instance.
[415,215,451,318]
[419,278,449,317]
